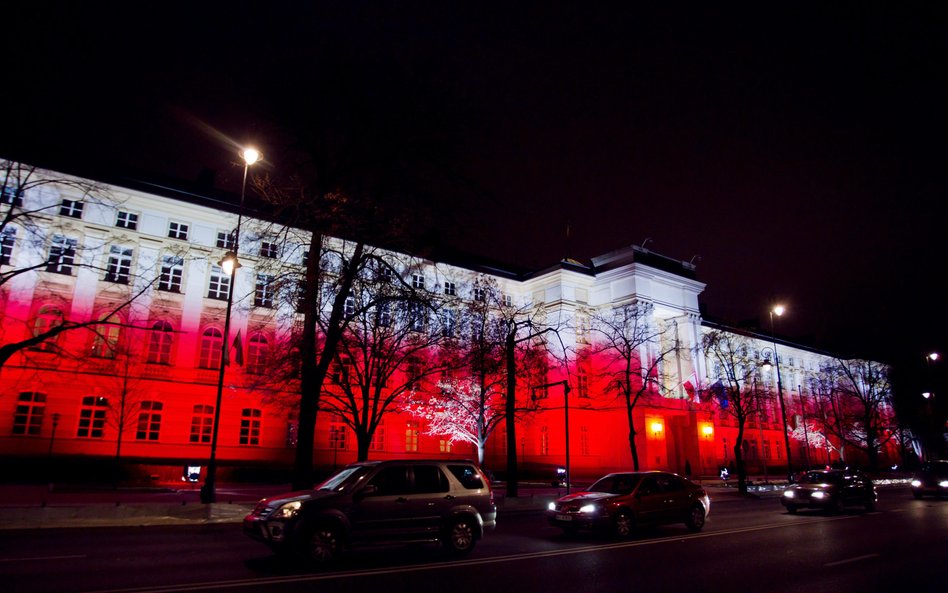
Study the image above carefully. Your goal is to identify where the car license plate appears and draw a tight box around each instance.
[556,514,572,521]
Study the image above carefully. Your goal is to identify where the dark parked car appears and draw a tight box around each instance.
[244,460,496,563]
[911,460,948,499]
[781,469,877,514]
[547,471,710,537]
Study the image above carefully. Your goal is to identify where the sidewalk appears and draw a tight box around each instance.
[0,478,787,530]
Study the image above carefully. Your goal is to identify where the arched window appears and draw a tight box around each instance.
[31,305,64,352]
[246,333,269,375]
[198,327,223,369]
[91,314,123,359]
[146,320,174,364]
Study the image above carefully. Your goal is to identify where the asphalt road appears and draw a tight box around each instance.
[1,490,944,593]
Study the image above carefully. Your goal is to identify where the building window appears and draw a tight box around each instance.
[254,273,275,308]
[378,302,391,327]
[408,303,425,332]
[580,426,590,455]
[207,265,231,300]
[198,327,223,369]
[332,355,352,385]
[46,235,77,274]
[216,230,235,249]
[439,439,453,453]
[540,426,549,455]
[104,245,133,284]
[189,405,214,443]
[405,422,419,452]
[412,273,425,289]
[344,296,356,317]
[442,309,457,338]
[12,392,46,436]
[59,199,83,218]
[168,221,189,240]
[136,401,163,441]
[246,334,269,375]
[116,211,138,230]
[91,325,121,358]
[77,396,109,438]
[370,423,384,451]
[260,241,279,259]
[444,281,456,296]
[504,294,513,307]
[577,366,590,398]
[239,408,262,446]
[1,185,23,206]
[146,320,174,364]
[473,287,486,302]
[158,255,184,292]
[329,419,347,450]
[31,305,63,352]
[1,227,15,265]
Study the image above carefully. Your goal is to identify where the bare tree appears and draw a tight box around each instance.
[1,160,158,372]
[589,301,682,471]
[819,358,896,471]
[700,329,766,493]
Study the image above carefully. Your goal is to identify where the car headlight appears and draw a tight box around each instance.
[548,502,558,512]
[272,501,302,519]
[939,480,948,488]
[811,491,826,499]
[578,504,599,514]
[783,490,795,498]
[911,479,922,487]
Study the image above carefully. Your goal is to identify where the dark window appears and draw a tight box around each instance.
[412,465,449,493]
[368,466,411,495]
[168,221,189,240]
[116,211,138,230]
[1,185,24,206]
[13,392,46,436]
[0,227,15,265]
[260,241,278,258]
[77,396,109,438]
[59,199,83,218]
[447,465,484,490]
[136,401,163,441]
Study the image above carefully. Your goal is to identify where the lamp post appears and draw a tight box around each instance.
[201,147,260,504]
[769,304,794,482]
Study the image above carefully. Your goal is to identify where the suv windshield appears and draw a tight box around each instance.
[318,465,374,491]
[799,471,841,484]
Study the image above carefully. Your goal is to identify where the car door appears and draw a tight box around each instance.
[632,476,667,524]
[656,474,693,522]
[349,465,416,542]
[403,464,452,538]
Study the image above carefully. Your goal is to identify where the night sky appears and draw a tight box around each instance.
[4,2,948,368]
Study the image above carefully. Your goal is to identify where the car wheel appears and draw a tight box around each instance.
[613,509,634,538]
[786,505,797,514]
[443,517,477,556]
[304,524,341,565]
[685,504,706,532]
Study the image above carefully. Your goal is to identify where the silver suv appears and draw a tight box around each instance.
[243,460,497,563]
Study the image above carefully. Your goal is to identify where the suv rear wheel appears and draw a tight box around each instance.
[685,504,706,531]
[443,516,477,555]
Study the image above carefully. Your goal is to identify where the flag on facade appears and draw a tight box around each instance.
[232,330,244,366]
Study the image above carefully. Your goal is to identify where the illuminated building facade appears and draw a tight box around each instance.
[0,163,897,482]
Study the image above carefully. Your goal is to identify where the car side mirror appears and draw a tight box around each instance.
[355,484,378,502]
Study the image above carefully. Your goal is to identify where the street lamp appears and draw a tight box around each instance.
[201,146,260,504]
[769,304,794,482]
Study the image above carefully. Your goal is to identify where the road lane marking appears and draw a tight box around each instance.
[1,554,87,562]
[84,515,861,593]
[824,553,880,567]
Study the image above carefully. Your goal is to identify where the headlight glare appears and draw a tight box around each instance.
[938,480,948,488]
[911,479,922,487]
[811,491,826,499]
[273,500,302,519]
[578,504,598,514]
[783,490,795,498]
[548,502,558,511]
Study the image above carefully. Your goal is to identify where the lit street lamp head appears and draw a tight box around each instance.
[772,305,786,317]
[242,147,260,166]
[219,251,241,276]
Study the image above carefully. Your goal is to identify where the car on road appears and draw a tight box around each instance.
[546,471,710,537]
[781,469,877,514]
[243,459,496,563]
[910,460,948,499]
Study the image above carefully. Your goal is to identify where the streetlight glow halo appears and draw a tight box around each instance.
[241,147,260,166]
